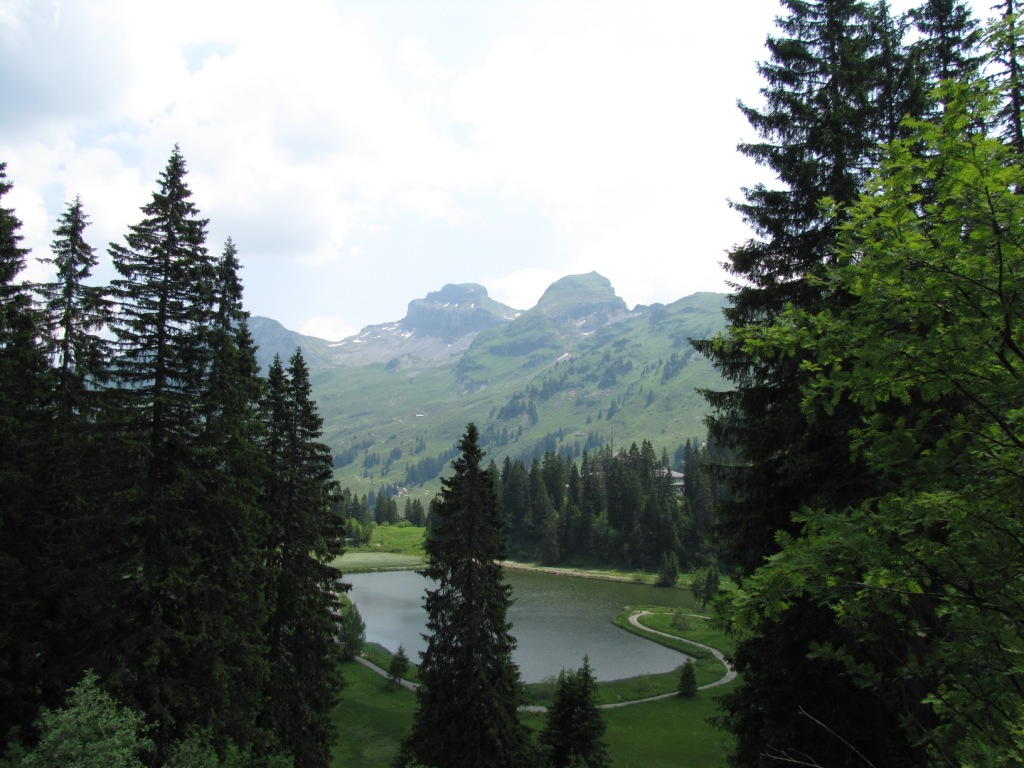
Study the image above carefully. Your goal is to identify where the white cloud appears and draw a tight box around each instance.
[300,315,359,342]
[485,267,563,312]
[0,0,850,332]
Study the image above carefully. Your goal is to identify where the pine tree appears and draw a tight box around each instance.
[540,657,609,768]
[105,148,271,758]
[187,238,271,753]
[36,196,112,414]
[259,350,345,768]
[23,196,118,728]
[677,660,697,698]
[0,162,56,747]
[398,424,533,768]
[388,646,410,689]
[691,2,936,765]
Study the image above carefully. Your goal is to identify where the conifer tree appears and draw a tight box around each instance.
[23,196,118,725]
[36,196,112,413]
[692,2,935,765]
[105,148,270,758]
[677,660,697,698]
[388,646,410,689]
[398,424,533,768]
[259,350,345,768]
[540,657,609,768]
[0,163,55,747]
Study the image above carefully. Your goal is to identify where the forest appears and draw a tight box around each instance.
[0,149,346,766]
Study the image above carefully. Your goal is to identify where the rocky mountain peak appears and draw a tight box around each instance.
[402,283,518,342]
[531,271,631,332]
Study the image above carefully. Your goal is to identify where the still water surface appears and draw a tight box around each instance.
[346,569,694,683]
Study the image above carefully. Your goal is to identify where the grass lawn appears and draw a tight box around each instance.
[332,661,416,767]
[332,524,428,572]
[334,660,731,768]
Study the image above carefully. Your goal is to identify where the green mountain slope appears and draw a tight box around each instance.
[254,277,729,496]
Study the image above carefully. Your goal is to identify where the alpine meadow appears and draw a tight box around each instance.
[3,1,1024,767]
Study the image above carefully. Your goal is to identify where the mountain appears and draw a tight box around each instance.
[248,316,339,371]
[250,274,729,495]
[251,282,518,373]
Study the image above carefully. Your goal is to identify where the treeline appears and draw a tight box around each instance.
[696,1,1024,765]
[338,488,427,543]
[0,150,344,766]
[495,439,725,571]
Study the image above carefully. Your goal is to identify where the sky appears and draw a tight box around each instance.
[0,0,983,340]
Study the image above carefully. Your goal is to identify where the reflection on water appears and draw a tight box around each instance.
[345,568,694,683]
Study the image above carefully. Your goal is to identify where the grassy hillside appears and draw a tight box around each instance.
[313,292,728,497]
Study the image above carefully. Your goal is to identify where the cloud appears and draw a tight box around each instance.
[1,0,782,332]
[300,315,359,342]
[485,267,563,313]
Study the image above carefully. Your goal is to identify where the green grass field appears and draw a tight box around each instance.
[332,524,427,572]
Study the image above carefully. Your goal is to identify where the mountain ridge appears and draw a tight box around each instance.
[249,273,730,494]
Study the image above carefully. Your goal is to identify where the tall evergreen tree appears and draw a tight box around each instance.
[105,147,268,758]
[259,350,345,768]
[692,2,936,765]
[186,238,272,754]
[540,657,609,768]
[36,196,112,413]
[22,196,119,725]
[399,424,533,768]
[0,163,55,748]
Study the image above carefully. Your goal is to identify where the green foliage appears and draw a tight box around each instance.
[6,671,151,768]
[0,149,347,767]
[692,2,984,766]
[260,351,346,768]
[655,551,679,587]
[731,66,1024,764]
[689,565,720,608]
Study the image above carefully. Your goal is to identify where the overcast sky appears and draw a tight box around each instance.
[0,0,983,340]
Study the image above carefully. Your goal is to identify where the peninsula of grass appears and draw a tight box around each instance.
[332,523,427,572]
[334,652,735,768]
[612,607,733,689]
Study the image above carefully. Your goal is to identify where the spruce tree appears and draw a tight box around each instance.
[692,2,935,765]
[36,196,112,414]
[398,424,533,768]
[540,657,609,768]
[106,147,268,758]
[259,350,345,768]
[0,163,56,747]
[25,196,118,725]
[677,660,697,698]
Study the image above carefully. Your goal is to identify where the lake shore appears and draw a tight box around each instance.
[500,559,685,589]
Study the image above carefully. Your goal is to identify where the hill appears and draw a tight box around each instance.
[250,274,729,496]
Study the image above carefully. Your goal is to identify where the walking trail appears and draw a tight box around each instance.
[354,609,736,711]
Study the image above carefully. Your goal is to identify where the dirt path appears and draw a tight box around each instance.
[627,610,736,690]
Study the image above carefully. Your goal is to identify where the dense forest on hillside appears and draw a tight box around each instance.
[0,150,345,766]
[341,437,728,575]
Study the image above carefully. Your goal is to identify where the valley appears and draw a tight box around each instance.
[251,272,729,497]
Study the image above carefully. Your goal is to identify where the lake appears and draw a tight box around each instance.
[345,568,695,683]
